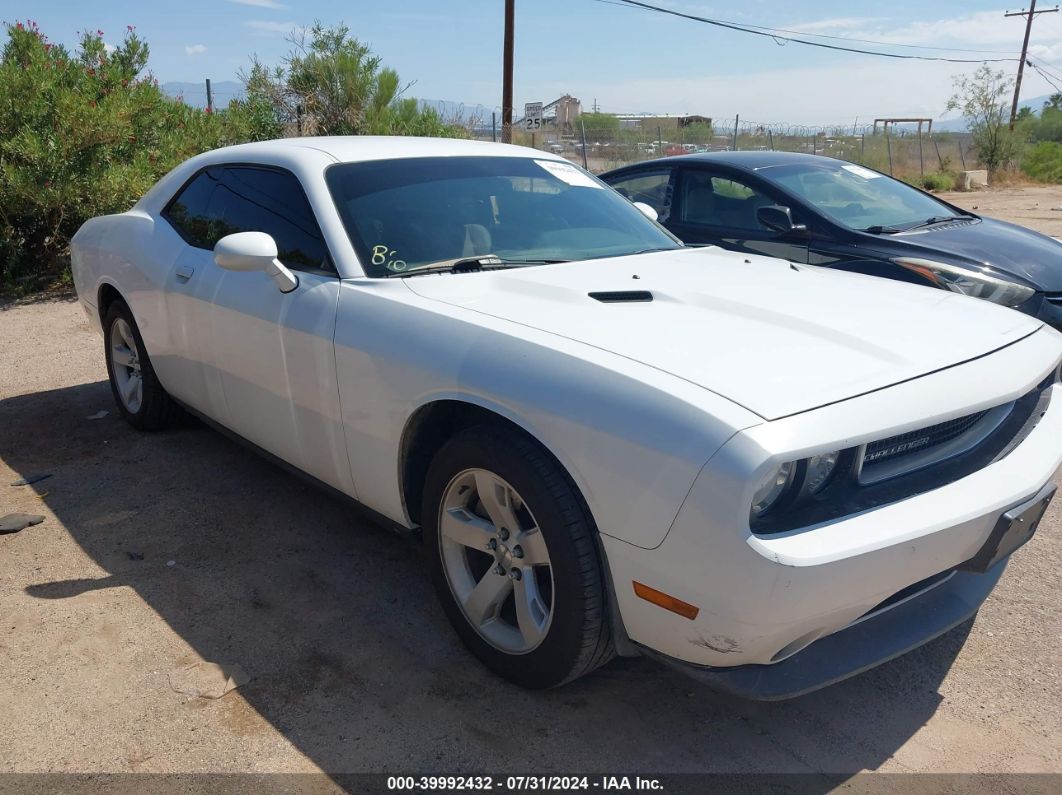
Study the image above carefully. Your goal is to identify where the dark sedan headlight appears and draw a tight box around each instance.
[893,257,1035,307]
[751,452,841,517]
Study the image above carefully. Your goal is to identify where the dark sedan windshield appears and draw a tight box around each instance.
[325,156,681,277]
[760,161,961,232]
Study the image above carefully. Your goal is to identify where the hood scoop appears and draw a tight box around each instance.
[588,290,653,303]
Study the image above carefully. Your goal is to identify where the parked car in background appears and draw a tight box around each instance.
[71,137,1062,699]
[602,152,1062,328]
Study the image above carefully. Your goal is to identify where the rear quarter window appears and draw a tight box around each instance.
[163,168,223,250]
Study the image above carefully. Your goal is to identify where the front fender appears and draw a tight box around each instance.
[333,280,760,549]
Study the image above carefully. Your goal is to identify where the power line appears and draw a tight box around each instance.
[1032,58,1062,78]
[594,0,1019,63]
[593,0,1017,55]
[1031,59,1062,86]
[1028,60,1062,95]
[731,25,1015,56]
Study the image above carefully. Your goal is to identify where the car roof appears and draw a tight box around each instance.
[615,150,843,171]
[200,136,561,165]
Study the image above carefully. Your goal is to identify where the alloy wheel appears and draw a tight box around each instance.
[110,317,143,413]
[437,468,554,654]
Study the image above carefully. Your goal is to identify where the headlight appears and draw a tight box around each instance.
[803,451,839,495]
[750,451,843,519]
[751,461,796,517]
[893,257,1035,308]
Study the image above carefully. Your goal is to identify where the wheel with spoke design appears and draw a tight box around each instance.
[103,300,181,430]
[424,425,614,688]
[110,317,143,413]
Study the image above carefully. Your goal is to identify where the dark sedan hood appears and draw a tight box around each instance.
[887,217,1062,291]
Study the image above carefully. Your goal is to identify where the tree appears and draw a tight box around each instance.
[1044,93,1062,112]
[243,22,466,138]
[0,21,253,288]
[946,65,1018,173]
[579,112,620,139]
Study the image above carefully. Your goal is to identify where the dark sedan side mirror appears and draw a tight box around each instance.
[758,205,808,236]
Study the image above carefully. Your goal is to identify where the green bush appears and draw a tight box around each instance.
[0,21,267,290]
[920,172,956,191]
[1021,141,1062,183]
[0,20,460,293]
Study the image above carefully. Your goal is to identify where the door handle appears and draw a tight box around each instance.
[175,264,195,281]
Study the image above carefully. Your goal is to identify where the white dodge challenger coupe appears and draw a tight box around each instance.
[71,137,1062,698]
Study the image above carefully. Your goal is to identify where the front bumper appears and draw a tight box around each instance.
[639,561,1004,701]
[601,332,1062,694]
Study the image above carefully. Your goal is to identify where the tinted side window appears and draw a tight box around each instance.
[604,169,672,222]
[165,166,331,272]
[215,168,329,270]
[679,170,776,232]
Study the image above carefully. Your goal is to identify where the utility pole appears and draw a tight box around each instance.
[1006,1,1059,129]
[501,0,515,143]
[205,78,213,113]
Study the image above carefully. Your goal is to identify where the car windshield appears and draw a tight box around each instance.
[325,156,681,277]
[759,161,963,232]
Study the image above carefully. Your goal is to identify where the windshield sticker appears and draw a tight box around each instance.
[841,164,883,180]
[535,159,602,188]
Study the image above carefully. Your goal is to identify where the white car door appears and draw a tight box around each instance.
[161,164,354,496]
[157,167,229,417]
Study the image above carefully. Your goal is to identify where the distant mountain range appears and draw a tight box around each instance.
[160,83,1060,132]
[160,82,489,119]
[875,94,1059,134]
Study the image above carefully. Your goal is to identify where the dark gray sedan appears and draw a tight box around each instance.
[602,152,1062,329]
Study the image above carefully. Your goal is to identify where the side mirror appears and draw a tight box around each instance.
[757,205,808,236]
[214,232,298,293]
[633,201,659,222]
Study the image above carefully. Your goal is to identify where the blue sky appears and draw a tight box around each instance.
[5,0,1062,123]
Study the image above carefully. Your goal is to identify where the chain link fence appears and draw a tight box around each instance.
[460,109,976,188]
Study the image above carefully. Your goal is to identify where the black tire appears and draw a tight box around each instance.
[423,425,615,688]
[103,300,182,431]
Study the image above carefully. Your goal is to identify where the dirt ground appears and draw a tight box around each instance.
[938,183,1062,237]
[1,187,1061,789]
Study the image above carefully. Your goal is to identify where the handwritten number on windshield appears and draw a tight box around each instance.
[372,244,407,272]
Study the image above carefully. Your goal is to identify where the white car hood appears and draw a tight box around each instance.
[404,247,1042,419]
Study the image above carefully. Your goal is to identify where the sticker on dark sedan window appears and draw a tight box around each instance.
[842,164,883,180]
